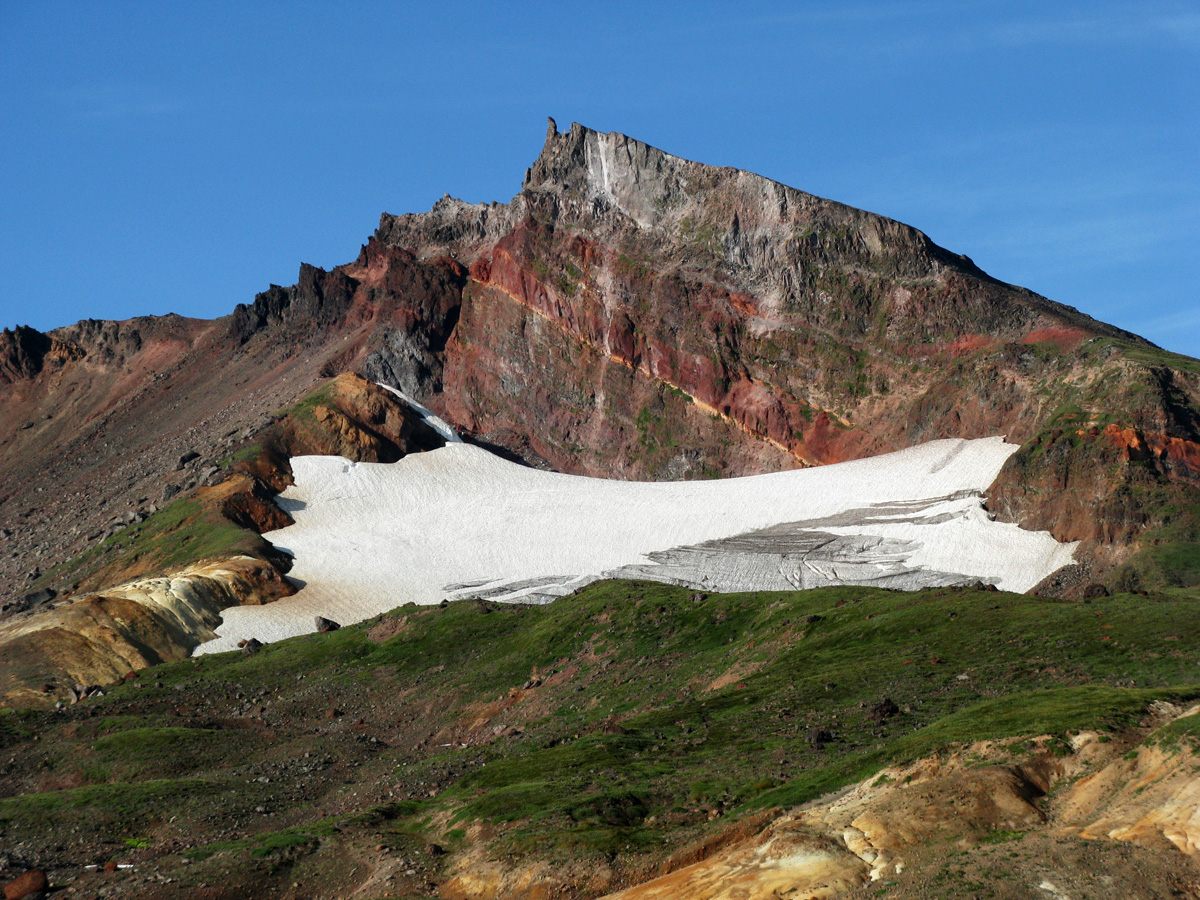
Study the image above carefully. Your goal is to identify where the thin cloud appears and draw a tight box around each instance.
[967,5,1200,51]
[54,83,184,120]
[737,2,950,28]
[972,213,1175,269]
[986,15,1137,48]
[1152,12,1200,47]
[1143,306,1200,333]
[743,4,1200,56]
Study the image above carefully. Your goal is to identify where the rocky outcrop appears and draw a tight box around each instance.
[279,372,446,464]
[230,263,359,346]
[0,325,85,384]
[594,724,1200,900]
[1059,707,1200,855]
[0,556,291,706]
[433,723,1200,900]
[0,326,53,383]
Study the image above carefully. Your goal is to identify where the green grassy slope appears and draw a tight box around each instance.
[1,580,1197,894]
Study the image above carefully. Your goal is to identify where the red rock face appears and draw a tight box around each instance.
[1021,326,1091,352]
[1105,424,1200,479]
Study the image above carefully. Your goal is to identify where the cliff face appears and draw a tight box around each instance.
[2,120,1199,602]
[374,121,1200,585]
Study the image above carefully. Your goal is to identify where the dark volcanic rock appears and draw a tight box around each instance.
[0,327,53,383]
[229,263,358,346]
[807,727,834,748]
[23,588,55,606]
[868,698,900,722]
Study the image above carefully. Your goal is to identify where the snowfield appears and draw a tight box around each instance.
[197,437,1076,653]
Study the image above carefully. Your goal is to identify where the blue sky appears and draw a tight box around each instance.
[2,2,1197,356]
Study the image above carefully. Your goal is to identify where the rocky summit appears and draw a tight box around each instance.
[0,122,1198,899]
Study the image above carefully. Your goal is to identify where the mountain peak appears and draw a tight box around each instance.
[526,120,723,230]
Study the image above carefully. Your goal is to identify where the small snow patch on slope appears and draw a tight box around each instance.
[196,437,1076,654]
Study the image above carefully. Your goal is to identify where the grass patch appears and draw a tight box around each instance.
[278,381,336,428]
[7,579,1199,869]
[219,442,265,469]
[0,708,39,748]
[1149,710,1200,750]
[33,493,268,593]
[171,580,1193,853]
[93,726,222,757]
[185,824,335,862]
[85,725,245,779]
[0,778,228,822]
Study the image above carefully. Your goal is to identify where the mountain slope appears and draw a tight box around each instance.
[1,582,1197,898]
[2,121,1200,899]
[3,119,1199,612]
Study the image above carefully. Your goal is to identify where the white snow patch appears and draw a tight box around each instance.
[375,383,462,443]
[598,132,613,196]
[196,437,1076,654]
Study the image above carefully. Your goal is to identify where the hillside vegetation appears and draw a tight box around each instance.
[2,580,1197,897]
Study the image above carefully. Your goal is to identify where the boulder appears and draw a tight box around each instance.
[808,727,834,748]
[22,588,55,608]
[868,698,900,722]
[4,869,48,900]
[314,616,341,633]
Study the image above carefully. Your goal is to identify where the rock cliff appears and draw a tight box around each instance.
[375,121,1200,587]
